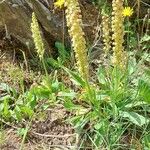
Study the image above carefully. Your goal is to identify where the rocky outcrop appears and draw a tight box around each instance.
[0,0,149,53]
[0,0,99,53]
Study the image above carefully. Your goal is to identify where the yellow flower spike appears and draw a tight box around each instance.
[31,12,45,60]
[123,7,133,17]
[111,0,127,69]
[102,14,111,55]
[64,0,89,80]
[54,0,65,8]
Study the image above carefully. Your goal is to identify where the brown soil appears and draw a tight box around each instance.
[0,105,75,150]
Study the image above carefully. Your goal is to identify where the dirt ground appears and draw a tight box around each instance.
[0,106,75,150]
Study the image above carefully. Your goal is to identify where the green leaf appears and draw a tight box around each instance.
[0,95,11,101]
[55,41,69,61]
[0,83,12,93]
[127,58,137,76]
[28,95,37,109]
[13,106,22,121]
[46,58,60,68]
[125,101,148,108]
[57,91,76,98]
[20,106,34,118]
[62,67,86,87]
[17,128,28,137]
[97,67,107,85]
[0,103,4,112]
[138,79,150,103]
[143,134,150,148]
[145,69,150,78]
[70,115,89,132]
[64,99,80,110]
[32,87,50,99]
[140,34,150,43]
[0,83,17,97]
[119,111,149,127]
[3,99,10,119]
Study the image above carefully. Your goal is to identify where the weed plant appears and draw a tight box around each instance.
[0,0,150,149]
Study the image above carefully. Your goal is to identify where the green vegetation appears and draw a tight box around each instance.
[0,0,150,149]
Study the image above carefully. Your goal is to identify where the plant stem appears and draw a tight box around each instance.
[19,127,29,150]
[42,58,48,77]
[127,17,130,51]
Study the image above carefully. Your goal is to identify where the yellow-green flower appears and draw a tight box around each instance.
[65,0,89,80]
[123,7,133,17]
[54,0,65,8]
[31,13,45,60]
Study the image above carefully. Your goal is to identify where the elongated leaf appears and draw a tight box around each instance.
[57,91,76,98]
[97,67,107,85]
[144,69,150,78]
[64,99,80,110]
[62,67,86,87]
[3,99,10,118]
[140,34,150,43]
[119,111,149,127]
[55,41,69,61]
[0,83,17,97]
[46,58,60,68]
